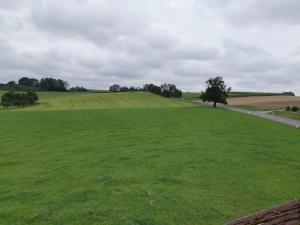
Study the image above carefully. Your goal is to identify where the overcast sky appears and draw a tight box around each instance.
[0,0,300,93]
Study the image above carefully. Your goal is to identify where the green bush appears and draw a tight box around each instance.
[286,106,291,111]
[1,91,39,109]
[292,106,298,112]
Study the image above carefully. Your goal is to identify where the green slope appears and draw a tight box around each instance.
[0,91,191,111]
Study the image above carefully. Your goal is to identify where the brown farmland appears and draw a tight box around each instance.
[227,96,300,109]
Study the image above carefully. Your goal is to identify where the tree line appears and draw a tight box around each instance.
[144,83,182,98]
[109,83,182,98]
[1,91,39,109]
[1,77,69,92]
[70,86,87,92]
[109,84,143,92]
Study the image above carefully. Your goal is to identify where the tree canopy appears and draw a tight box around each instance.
[1,91,39,109]
[200,76,231,107]
[18,77,40,87]
[143,83,182,98]
[1,77,69,92]
[40,78,68,91]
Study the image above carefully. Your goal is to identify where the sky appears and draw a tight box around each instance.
[0,0,300,94]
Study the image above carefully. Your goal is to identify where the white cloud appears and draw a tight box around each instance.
[0,0,300,94]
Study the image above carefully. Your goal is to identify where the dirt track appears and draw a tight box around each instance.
[227,96,300,109]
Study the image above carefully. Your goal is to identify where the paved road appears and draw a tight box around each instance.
[225,107,300,128]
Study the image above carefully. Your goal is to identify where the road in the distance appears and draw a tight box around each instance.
[226,107,300,128]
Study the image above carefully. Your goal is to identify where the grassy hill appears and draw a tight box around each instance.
[0,91,191,111]
[0,92,299,225]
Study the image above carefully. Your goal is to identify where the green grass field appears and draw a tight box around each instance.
[272,111,300,121]
[0,92,299,225]
[181,92,201,101]
[0,92,191,111]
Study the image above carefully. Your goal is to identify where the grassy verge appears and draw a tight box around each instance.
[226,105,262,111]
[271,111,300,120]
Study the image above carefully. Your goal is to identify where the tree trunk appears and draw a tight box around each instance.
[213,101,217,108]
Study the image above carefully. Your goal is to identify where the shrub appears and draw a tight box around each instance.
[27,91,39,104]
[1,92,15,109]
[286,106,291,111]
[1,91,39,109]
[292,106,298,112]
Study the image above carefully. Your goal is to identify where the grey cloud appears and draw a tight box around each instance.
[221,40,284,73]
[0,14,23,31]
[30,0,148,44]
[171,45,219,61]
[0,0,32,9]
[0,0,300,94]
[215,40,300,93]
[207,0,300,26]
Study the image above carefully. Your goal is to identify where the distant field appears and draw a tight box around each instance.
[1,92,300,225]
[0,91,191,111]
[272,111,300,121]
[229,92,294,98]
[228,96,300,110]
[181,92,200,101]
[181,91,292,103]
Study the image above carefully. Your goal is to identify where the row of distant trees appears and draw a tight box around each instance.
[109,83,182,98]
[1,75,295,110]
[3,77,69,92]
[3,77,183,99]
[70,86,87,92]
[1,91,39,109]
[144,83,182,98]
[109,85,143,92]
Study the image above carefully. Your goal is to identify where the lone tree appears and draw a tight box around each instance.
[200,76,231,107]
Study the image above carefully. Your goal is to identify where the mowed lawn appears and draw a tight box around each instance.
[0,100,300,224]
